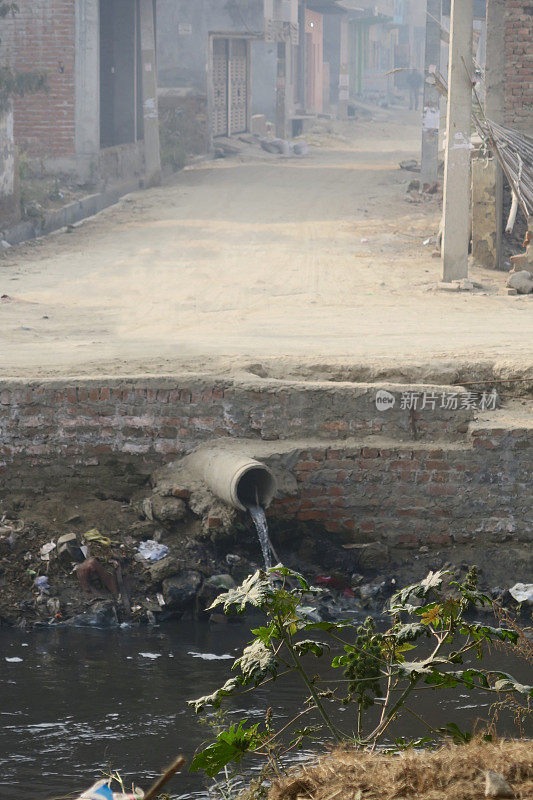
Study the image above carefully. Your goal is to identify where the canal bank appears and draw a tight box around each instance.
[0,371,531,628]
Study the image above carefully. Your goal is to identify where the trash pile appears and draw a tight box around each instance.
[0,503,164,628]
[76,756,185,800]
[258,137,309,156]
[213,133,310,160]
[405,177,443,204]
[79,779,143,800]
[1,489,531,630]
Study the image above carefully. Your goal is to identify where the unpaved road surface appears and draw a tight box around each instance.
[1,112,531,380]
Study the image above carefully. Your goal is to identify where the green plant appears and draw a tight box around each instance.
[189,566,532,783]
[158,102,208,173]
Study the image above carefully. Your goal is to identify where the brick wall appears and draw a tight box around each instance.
[1,0,76,157]
[0,377,530,551]
[0,377,472,488]
[504,1,533,130]
[267,429,532,547]
[0,376,471,451]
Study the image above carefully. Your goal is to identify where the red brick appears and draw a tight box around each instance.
[427,533,452,546]
[327,448,344,459]
[361,447,379,459]
[295,460,317,472]
[297,510,327,521]
[428,485,455,497]
[172,488,191,501]
[343,517,358,530]
[426,460,450,471]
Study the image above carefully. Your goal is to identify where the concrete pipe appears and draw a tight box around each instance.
[187,449,276,512]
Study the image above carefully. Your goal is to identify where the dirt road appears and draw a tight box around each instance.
[1,112,531,380]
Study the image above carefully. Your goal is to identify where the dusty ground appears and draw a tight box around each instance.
[0,110,531,381]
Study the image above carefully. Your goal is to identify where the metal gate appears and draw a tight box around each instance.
[213,38,229,137]
[212,37,249,137]
[229,39,247,134]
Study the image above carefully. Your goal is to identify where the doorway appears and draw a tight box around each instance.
[99,0,143,148]
[212,37,250,137]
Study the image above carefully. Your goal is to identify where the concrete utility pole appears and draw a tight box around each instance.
[441,0,474,281]
[480,0,506,268]
[421,0,441,186]
[276,41,287,139]
[140,0,161,187]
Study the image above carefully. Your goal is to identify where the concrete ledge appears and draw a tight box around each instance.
[0,375,475,450]
[2,180,141,246]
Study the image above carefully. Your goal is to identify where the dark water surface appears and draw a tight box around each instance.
[1,622,531,800]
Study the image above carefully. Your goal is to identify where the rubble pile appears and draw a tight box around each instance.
[1,473,531,632]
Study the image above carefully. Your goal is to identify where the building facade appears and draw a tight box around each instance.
[477,0,533,270]
[0,0,159,184]
[156,0,299,142]
[503,0,533,131]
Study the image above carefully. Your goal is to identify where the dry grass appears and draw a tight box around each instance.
[268,740,533,800]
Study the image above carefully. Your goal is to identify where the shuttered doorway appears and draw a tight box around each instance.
[213,38,229,137]
[229,39,248,134]
[212,37,249,137]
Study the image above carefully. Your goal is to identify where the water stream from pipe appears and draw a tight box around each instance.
[247,503,273,570]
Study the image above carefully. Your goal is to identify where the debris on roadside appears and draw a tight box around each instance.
[58,533,86,563]
[212,131,310,160]
[33,575,50,593]
[39,541,56,561]
[78,779,143,800]
[84,528,120,547]
[259,137,289,155]
[507,269,533,294]
[406,178,443,203]
[291,140,308,156]
[137,540,169,563]
[76,754,186,800]
[508,582,533,605]
[76,557,118,597]
[399,158,420,172]
[436,278,484,292]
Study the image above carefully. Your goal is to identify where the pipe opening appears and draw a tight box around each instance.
[236,467,276,509]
